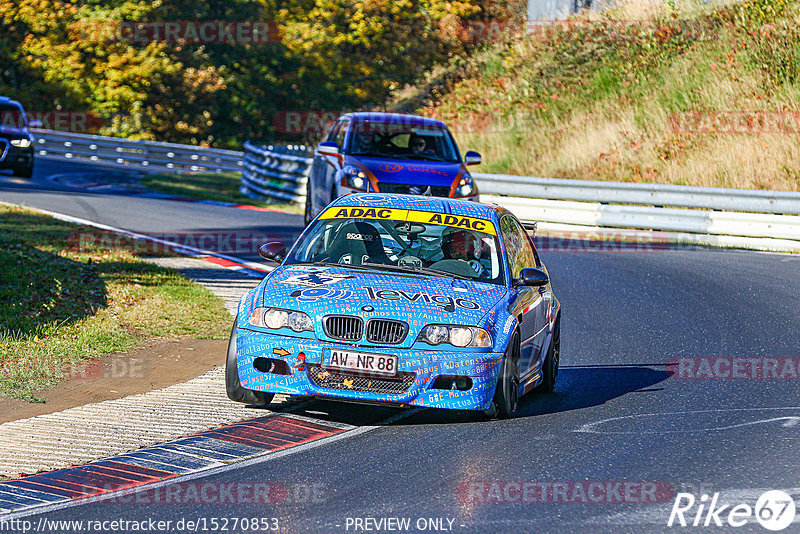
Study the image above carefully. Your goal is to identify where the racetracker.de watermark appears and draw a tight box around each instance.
[533,231,672,253]
[61,358,144,381]
[271,110,542,135]
[457,481,674,504]
[0,110,104,133]
[84,481,325,505]
[70,230,293,256]
[71,20,280,45]
[669,357,800,379]
[669,111,800,135]
[460,18,715,44]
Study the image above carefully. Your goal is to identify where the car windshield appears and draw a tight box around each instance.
[287,209,505,285]
[347,120,461,163]
[0,103,26,129]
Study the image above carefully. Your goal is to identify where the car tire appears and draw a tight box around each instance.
[535,314,560,393]
[488,330,520,419]
[14,160,33,179]
[303,181,314,226]
[225,323,274,406]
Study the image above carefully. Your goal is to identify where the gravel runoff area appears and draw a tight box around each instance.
[0,257,279,478]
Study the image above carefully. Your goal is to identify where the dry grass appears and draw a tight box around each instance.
[415,0,800,191]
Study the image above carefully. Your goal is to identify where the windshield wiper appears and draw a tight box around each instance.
[350,151,387,158]
[300,261,395,273]
[296,261,471,280]
[361,262,471,280]
[404,154,447,162]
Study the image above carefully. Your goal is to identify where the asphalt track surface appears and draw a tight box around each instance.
[2,160,800,533]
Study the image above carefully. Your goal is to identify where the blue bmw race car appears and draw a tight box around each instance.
[227,193,561,418]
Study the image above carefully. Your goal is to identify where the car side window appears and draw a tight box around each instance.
[335,119,350,149]
[326,121,341,143]
[501,215,536,279]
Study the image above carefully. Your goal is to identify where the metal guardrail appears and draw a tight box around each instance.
[239,144,800,246]
[483,196,800,241]
[241,141,313,203]
[474,173,800,215]
[32,129,242,173]
[31,130,799,247]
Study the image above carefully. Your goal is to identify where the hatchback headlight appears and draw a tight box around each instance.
[249,307,314,332]
[418,325,492,348]
[342,165,368,190]
[455,174,475,197]
[10,139,31,148]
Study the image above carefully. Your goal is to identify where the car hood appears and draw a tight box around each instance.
[0,126,29,137]
[260,265,507,347]
[346,155,463,187]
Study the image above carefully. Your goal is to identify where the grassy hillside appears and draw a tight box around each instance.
[409,0,800,190]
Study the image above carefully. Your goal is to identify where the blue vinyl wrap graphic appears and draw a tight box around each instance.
[234,194,522,411]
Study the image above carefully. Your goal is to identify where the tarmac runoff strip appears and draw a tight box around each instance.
[0,413,354,516]
[0,200,274,280]
[43,170,287,214]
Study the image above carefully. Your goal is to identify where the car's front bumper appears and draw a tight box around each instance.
[0,143,33,168]
[236,329,503,411]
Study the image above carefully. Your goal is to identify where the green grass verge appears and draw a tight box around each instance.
[141,171,303,214]
[0,205,232,403]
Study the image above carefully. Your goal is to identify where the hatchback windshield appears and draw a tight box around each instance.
[0,103,26,130]
[347,120,461,163]
[287,209,504,285]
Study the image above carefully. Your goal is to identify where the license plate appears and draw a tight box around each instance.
[324,349,397,377]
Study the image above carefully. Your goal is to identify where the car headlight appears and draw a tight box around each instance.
[249,307,314,332]
[418,325,492,348]
[454,173,475,197]
[10,139,31,148]
[342,165,368,190]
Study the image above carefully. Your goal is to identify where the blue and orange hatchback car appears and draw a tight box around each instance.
[303,112,482,225]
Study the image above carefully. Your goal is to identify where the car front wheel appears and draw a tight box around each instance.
[226,323,274,406]
[488,330,520,419]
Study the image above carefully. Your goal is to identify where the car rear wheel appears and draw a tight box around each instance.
[226,323,274,406]
[535,314,560,393]
[488,330,520,419]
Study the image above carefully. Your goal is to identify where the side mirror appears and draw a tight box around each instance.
[258,242,287,263]
[28,119,43,129]
[514,267,549,287]
[464,150,482,166]
[317,141,339,157]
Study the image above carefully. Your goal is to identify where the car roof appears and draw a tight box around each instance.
[341,112,446,129]
[331,193,501,223]
[0,96,23,108]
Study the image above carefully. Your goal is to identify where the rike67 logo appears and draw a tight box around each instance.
[669,490,797,531]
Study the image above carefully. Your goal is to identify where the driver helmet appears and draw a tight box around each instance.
[441,227,481,261]
[410,134,427,153]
